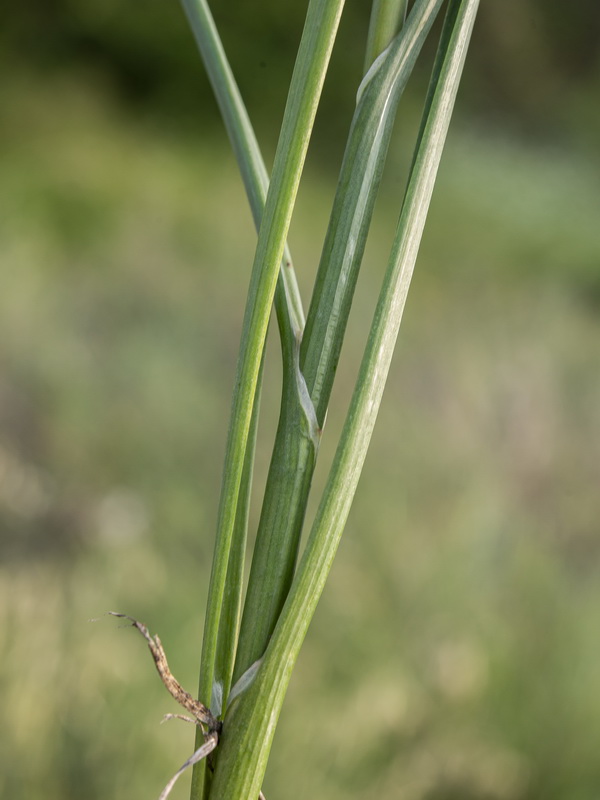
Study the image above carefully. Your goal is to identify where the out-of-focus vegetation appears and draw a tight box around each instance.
[3,0,600,147]
[1,4,600,800]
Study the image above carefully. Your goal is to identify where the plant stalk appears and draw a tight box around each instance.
[232,0,446,686]
[208,3,480,797]
[190,0,346,796]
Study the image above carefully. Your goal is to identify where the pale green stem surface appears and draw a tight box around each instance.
[208,3,480,798]
[189,0,345,797]
[364,0,408,71]
[233,0,445,685]
[211,362,261,710]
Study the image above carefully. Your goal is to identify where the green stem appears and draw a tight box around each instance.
[364,0,408,71]
[208,3,480,797]
[211,357,262,710]
[180,0,306,716]
[232,0,445,686]
[179,2,307,792]
[231,328,319,684]
[190,0,345,797]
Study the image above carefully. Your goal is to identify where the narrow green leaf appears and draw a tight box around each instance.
[180,0,304,338]
[208,3,480,798]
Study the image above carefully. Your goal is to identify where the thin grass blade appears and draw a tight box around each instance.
[178,2,306,791]
[211,360,262,708]
[180,0,304,337]
[208,4,480,798]
[190,1,345,796]
[231,330,319,684]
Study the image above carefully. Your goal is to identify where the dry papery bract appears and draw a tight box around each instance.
[109,613,266,800]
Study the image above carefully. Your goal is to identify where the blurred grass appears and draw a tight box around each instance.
[1,75,600,800]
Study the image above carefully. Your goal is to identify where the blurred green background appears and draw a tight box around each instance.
[1,2,600,799]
